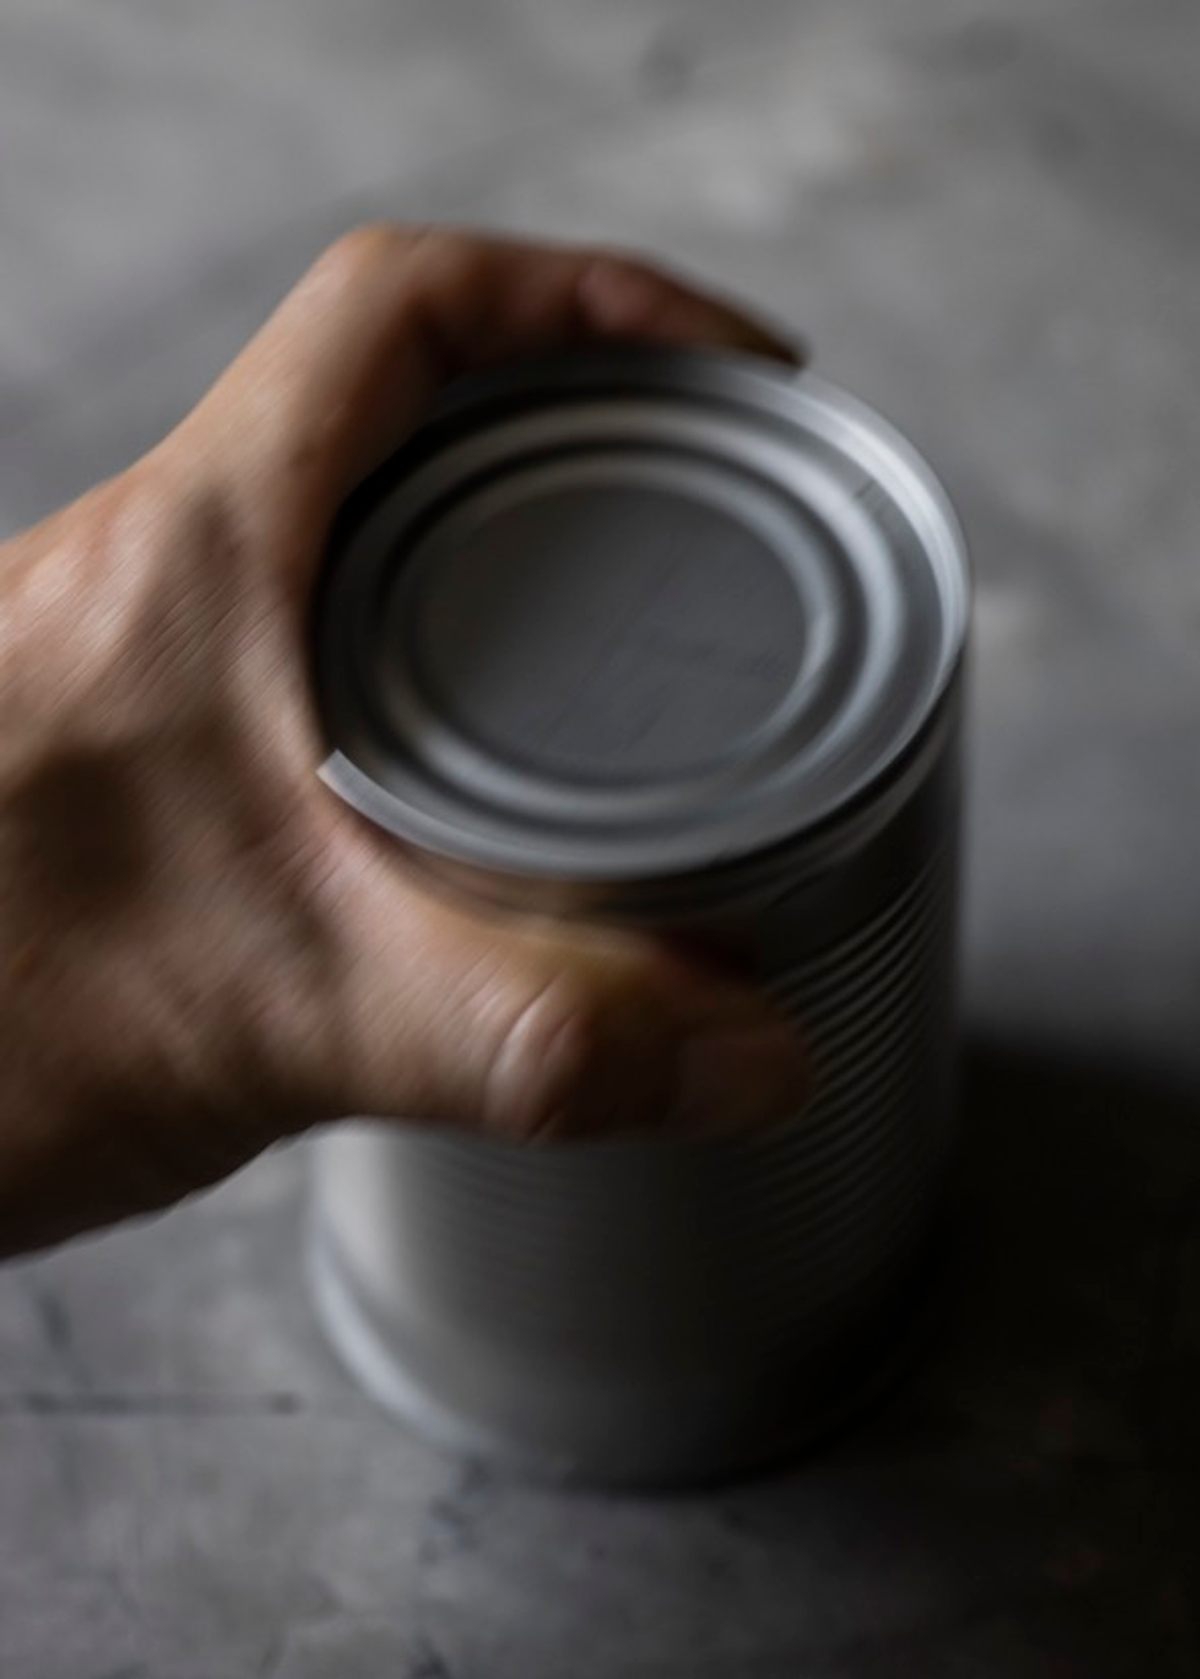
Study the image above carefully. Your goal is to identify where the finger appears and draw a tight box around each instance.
[175,225,803,547]
[319,837,809,1143]
[577,254,803,364]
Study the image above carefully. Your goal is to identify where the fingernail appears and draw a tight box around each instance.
[672,1027,809,1138]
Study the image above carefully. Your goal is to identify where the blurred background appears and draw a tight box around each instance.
[1,1,1198,1675]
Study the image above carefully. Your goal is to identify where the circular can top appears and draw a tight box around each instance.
[315,349,968,884]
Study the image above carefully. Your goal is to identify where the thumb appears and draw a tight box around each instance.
[319,834,809,1142]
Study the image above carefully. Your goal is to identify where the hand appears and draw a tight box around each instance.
[0,226,809,1256]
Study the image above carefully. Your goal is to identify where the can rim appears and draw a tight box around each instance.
[315,351,970,888]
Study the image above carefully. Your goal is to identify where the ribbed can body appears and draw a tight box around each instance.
[310,696,962,1485]
[307,352,969,1485]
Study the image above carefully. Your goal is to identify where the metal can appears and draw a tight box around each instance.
[308,348,969,1486]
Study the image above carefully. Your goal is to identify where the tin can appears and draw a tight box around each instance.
[308,348,969,1486]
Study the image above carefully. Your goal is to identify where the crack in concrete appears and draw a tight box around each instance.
[0,1391,309,1417]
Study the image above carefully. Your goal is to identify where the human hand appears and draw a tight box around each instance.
[0,226,808,1256]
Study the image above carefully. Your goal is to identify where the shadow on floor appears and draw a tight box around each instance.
[709,1037,1200,1678]
[949,1036,1200,1466]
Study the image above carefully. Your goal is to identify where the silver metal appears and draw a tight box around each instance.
[315,350,967,887]
[309,349,969,1486]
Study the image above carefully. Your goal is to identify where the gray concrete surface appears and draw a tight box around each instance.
[1,0,1198,1673]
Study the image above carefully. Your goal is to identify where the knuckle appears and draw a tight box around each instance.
[307,225,494,322]
[312,221,412,290]
[484,972,606,1142]
[408,226,491,293]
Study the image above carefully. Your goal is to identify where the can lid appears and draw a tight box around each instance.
[315,350,968,883]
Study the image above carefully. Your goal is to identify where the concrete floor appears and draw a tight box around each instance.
[2,0,1199,1673]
